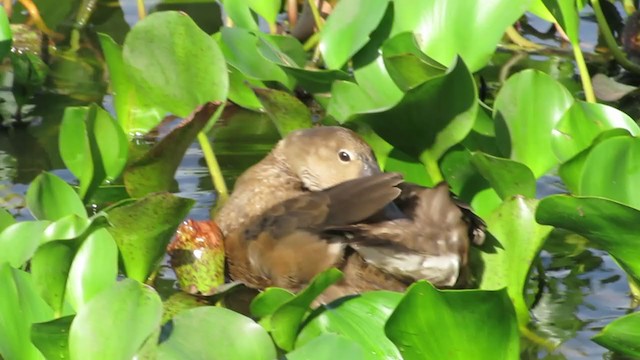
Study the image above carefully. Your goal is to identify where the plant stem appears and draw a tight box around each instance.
[303,32,320,51]
[572,44,596,103]
[592,0,640,74]
[198,132,229,209]
[505,26,544,50]
[307,0,324,32]
[137,0,146,20]
[419,152,443,184]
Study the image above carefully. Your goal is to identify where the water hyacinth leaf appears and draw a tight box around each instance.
[320,0,390,69]
[124,102,218,198]
[542,0,579,43]
[353,57,477,162]
[248,0,281,26]
[0,6,11,61]
[123,11,228,117]
[42,214,99,242]
[551,101,639,163]
[106,193,194,283]
[251,288,295,320]
[218,27,292,88]
[256,88,313,136]
[440,147,491,204]
[0,221,50,268]
[536,195,640,285]
[157,306,277,360]
[223,0,260,31]
[26,172,86,221]
[385,282,519,360]
[161,292,208,324]
[228,65,265,111]
[592,312,640,357]
[579,136,640,209]
[0,208,15,232]
[59,106,94,199]
[392,0,529,72]
[31,316,73,360]
[65,228,118,311]
[494,69,574,178]
[258,34,307,68]
[529,0,555,21]
[31,242,74,316]
[0,263,54,360]
[98,33,165,135]
[270,268,344,351]
[470,152,536,199]
[287,334,366,360]
[69,279,163,360]
[479,197,552,325]
[296,291,403,359]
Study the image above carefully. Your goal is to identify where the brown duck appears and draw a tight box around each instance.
[214,126,485,303]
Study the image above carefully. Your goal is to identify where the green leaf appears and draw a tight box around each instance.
[551,101,639,163]
[385,281,519,360]
[536,195,640,286]
[251,287,295,319]
[123,11,228,117]
[578,136,640,209]
[248,0,281,26]
[256,88,313,136]
[31,242,74,316]
[494,69,574,177]
[0,6,11,61]
[592,312,640,357]
[391,0,529,72]
[69,279,163,360]
[270,268,344,351]
[0,221,50,267]
[31,316,73,360]
[353,57,477,162]
[106,193,194,282]
[320,0,391,69]
[98,33,165,135]
[542,0,579,43]
[158,306,277,359]
[470,152,536,199]
[296,291,402,359]
[228,65,265,111]
[66,228,118,311]
[0,263,54,360]
[287,334,366,360]
[26,172,86,221]
[0,208,15,232]
[124,102,218,198]
[479,197,552,325]
[42,214,100,242]
[223,0,260,31]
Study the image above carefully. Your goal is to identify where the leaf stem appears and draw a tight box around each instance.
[419,152,443,184]
[505,26,544,50]
[197,129,229,209]
[592,0,640,74]
[572,44,596,103]
[307,0,324,32]
[137,0,146,20]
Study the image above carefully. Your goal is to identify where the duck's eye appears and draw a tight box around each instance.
[338,150,351,162]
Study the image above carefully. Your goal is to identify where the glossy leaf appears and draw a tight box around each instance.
[158,306,276,360]
[296,291,403,359]
[42,214,98,242]
[26,172,86,221]
[69,279,163,360]
[392,0,530,72]
[31,242,74,316]
[551,101,639,163]
[224,0,260,31]
[106,193,194,282]
[592,312,640,357]
[470,152,536,199]
[248,0,281,26]
[123,11,228,117]
[0,208,14,232]
[250,287,295,319]
[385,281,519,360]
[0,221,50,268]
[98,33,164,135]
[479,197,552,325]
[536,195,640,285]
[494,69,574,177]
[31,316,73,360]
[0,6,11,61]
[124,102,218,198]
[320,0,391,69]
[256,88,313,136]
[542,0,579,43]
[579,136,640,209]
[66,228,118,311]
[228,65,265,111]
[287,334,365,360]
[270,268,344,351]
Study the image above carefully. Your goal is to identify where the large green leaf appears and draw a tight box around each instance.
[479,197,552,325]
[124,102,218,198]
[158,307,277,360]
[31,316,73,360]
[106,193,194,282]
[123,11,228,117]
[578,136,640,209]
[296,291,402,359]
[385,281,519,360]
[494,69,574,177]
[391,0,530,72]
[98,33,164,135]
[26,173,86,221]
[287,334,365,360]
[470,152,536,199]
[542,0,579,43]
[223,0,260,31]
[536,195,640,285]
[592,312,640,357]
[69,279,162,360]
[319,0,391,69]
[551,101,639,163]
[31,242,74,316]
[65,228,118,311]
[256,88,313,136]
[0,263,53,360]
[352,57,477,162]
[0,221,50,268]
[0,208,15,232]
[0,6,11,61]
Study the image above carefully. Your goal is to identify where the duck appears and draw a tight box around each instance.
[213,126,485,303]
